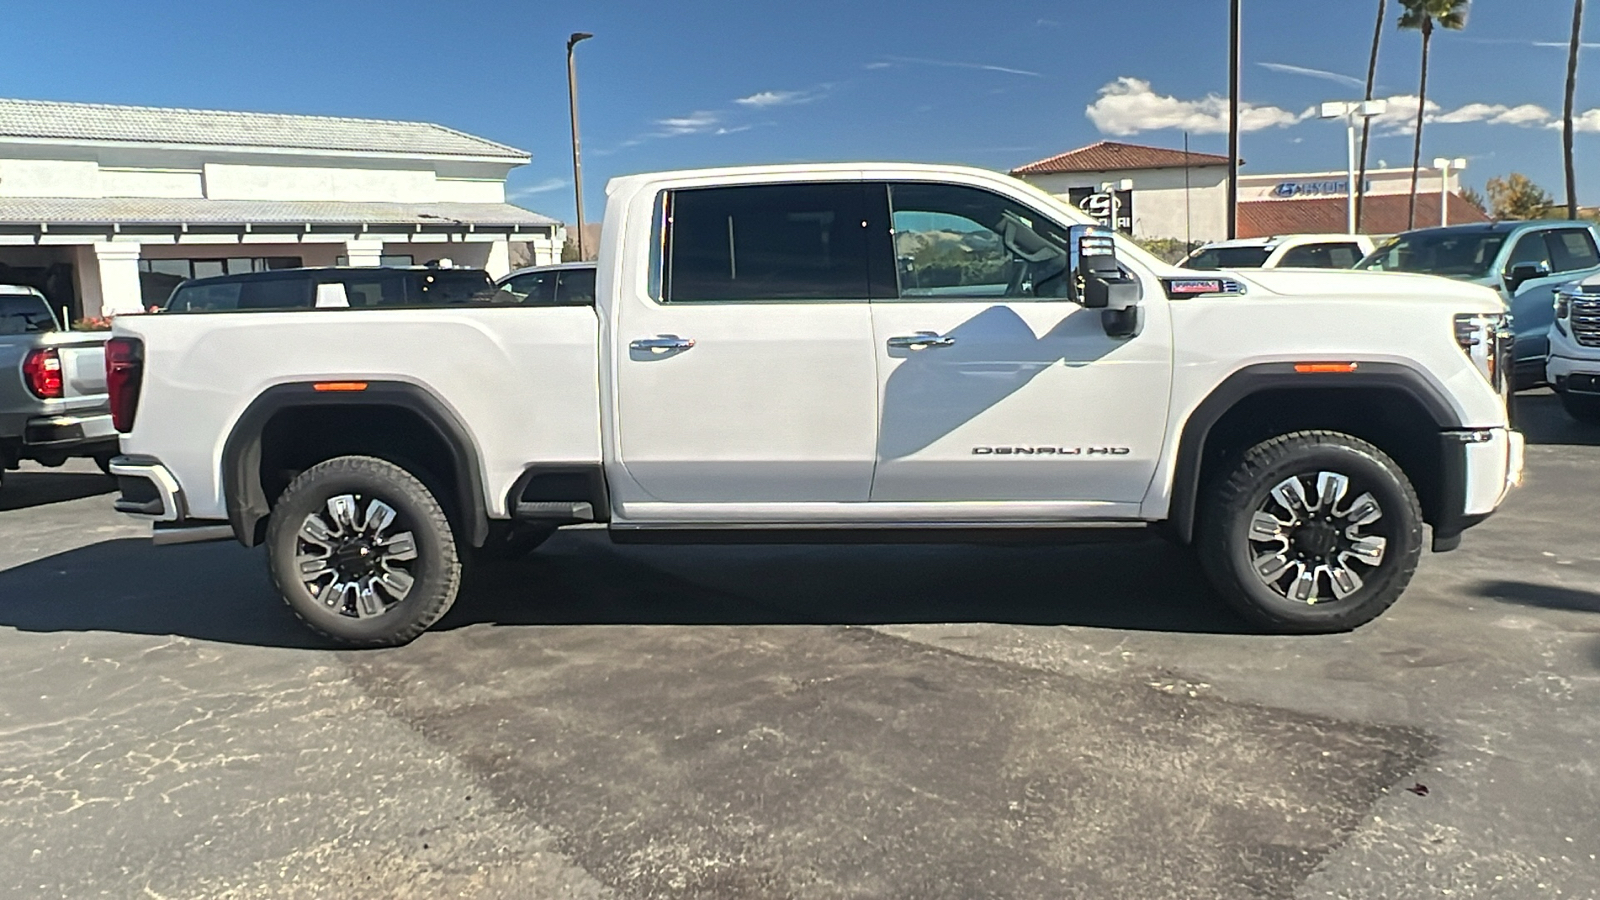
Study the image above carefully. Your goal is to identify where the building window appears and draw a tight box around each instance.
[137,256,301,308]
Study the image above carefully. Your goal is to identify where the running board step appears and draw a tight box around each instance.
[514,500,595,522]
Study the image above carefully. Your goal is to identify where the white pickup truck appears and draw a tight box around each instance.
[108,163,1523,646]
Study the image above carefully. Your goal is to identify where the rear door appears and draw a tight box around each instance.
[865,180,1172,508]
[610,180,881,511]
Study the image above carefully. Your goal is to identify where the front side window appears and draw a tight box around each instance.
[1358,232,1506,278]
[1546,229,1600,273]
[409,270,499,304]
[1504,233,1552,274]
[1279,243,1363,269]
[887,182,1069,299]
[503,271,557,304]
[664,182,870,301]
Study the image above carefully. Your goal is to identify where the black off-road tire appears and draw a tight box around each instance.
[1196,431,1424,634]
[266,455,461,647]
[1559,391,1600,424]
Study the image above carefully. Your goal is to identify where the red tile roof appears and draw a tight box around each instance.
[1238,192,1490,237]
[1012,141,1232,175]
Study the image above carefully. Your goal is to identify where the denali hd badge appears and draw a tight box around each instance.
[972,446,1131,456]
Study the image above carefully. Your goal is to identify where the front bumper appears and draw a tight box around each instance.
[1546,353,1600,395]
[1432,427,1523,552]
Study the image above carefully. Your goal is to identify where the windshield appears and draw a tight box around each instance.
[1182,246,1273,270]
[0,294,57,334]
[1356,232,1506,279]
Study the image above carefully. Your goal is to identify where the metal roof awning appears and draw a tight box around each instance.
[0,197,559,235]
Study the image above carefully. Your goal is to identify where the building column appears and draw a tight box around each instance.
[484,239,511,279]
[92,242,144,316]
[344,239,384,267]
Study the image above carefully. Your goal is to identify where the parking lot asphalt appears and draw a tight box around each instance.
[0,393,1597,899]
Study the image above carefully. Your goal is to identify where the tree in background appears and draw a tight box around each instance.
[1355,0,1387,231]
[1564,0,1586,220]
[1399,0,1471,229]
[1460,185,1488,215]
[1486,173,1557,220]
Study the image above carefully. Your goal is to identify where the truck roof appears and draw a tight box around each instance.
[606,161,1053,194]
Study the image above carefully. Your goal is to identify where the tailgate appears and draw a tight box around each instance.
[36,331,111,403]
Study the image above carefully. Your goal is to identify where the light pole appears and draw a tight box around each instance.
[1098,179,1133,233]
[1432,157,1467,227]
[1320,99,1387,234]
[566,31,594,260]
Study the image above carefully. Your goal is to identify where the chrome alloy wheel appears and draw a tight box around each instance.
[294,494,419,619]
[1247,471,1388,605]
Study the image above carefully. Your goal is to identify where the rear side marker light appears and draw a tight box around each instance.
[1294,362,1359,374]
[313,382,369,392]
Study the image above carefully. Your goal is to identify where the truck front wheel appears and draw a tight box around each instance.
[266,455,462,647]
[1197,431,1423,634]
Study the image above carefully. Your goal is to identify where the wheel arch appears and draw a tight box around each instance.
[1167,362,1467,546]
[221,382,490,548]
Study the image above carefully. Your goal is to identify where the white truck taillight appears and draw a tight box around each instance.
[105,337,144,433]
[21,347,63,399]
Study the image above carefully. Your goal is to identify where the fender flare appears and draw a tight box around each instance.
[1166,362,1466,545]
[221,381,490,548]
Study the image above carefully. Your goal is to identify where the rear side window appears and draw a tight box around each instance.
[0,294,55,334]
[167,281,243,312]
[664,182,870,301]
[504,271,557,304]
[1182,246,1272,270]
[1547,229,1600,273]
[332,272,407,307]
[1279,243,1363,269]
[554,267,596,305]
[411,270,499,304]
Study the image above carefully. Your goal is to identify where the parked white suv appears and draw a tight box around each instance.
[1182,234,1376,271]
[1548,273,1600,422]
[106,163,1522,645]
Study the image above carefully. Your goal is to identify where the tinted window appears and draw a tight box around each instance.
[0,294,55,334]
[1357,231,1507,278]
[504,271,558,304]
[1182,246,1273,270]
[1547,229,1600,273]
[412,270,498,304]
[167,281,243,312]
[239,278,309,309]
[1279,243,1363,269]
[665,182,870,301]
[888,182,1070,298]
[555,267,596,305]
[1504,233,1552,273]
[331,273,407,307]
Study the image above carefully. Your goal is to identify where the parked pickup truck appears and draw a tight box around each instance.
[107,163,1524,646]
[1,285,116,489]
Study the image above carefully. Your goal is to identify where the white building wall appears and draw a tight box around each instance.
[1022,166,1231,243]
[98,167,205,198]
[435,177,506,203]
[202,162,438,202]
[0,159,101,197]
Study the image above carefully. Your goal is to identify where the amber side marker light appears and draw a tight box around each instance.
[313,382,369,392]
[1294,362,1359,374]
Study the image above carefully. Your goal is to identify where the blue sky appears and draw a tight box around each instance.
[1,0,1595,222]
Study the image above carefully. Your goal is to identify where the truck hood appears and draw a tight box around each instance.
[1227,268,1504,313]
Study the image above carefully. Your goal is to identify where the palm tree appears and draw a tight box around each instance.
[1355,0,1386,232]
[1564,0,1586,220]
[1399,0,1471,229]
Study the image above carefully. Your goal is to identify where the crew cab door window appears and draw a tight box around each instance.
[503,271,557,304]
[1279,243,1362,268]
[1505,232,1552,276]
[554,267,596,305]
[866,180,1171,506]
[611,181,879,507]
[1547,229,1600,273]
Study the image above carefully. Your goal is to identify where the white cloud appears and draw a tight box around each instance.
[864,61,893,70]
[736,90,812,108]
[1563,108,1600,132]
[1258,62,1365,90]
[1084,77,1302,136]
[654,110,720,136]
[509,177,567,199]
[885,55,1040,77]
[1435,102,1552,126]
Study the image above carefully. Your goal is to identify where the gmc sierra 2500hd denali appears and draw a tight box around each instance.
[107,164,1524,646]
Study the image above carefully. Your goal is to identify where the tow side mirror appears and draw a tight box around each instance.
[1505,262,1548,294]
[1068,224,1142,337]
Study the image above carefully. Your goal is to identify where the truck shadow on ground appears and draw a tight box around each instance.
[1467,579,1600,614]
[0,532,1252,648]
[1515,392,1600,447]
[0,469,115,512]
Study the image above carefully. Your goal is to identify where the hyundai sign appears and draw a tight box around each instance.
[1271,179,1372,199]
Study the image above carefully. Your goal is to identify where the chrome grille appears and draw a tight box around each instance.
[1572,297,1600,348]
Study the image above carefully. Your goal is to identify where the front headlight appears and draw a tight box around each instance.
[1554,285,1574,336]
[1454,312,1511,393]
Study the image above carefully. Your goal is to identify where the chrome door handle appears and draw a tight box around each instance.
[630,335,696,353]
[887,331,955,350]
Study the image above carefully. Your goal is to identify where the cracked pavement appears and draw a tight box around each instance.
[0,392,1597,899]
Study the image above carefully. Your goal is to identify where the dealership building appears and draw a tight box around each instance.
[1012,140,1488,243]
[0,98,562,321]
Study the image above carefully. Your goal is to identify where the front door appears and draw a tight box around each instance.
[867,181,1172,507]
[612,181,880,511]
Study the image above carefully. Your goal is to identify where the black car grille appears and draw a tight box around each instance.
[1573,297,1600,348]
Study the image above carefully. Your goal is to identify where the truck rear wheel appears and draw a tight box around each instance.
[266,455,461,647]
[1197,431,1423,634]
